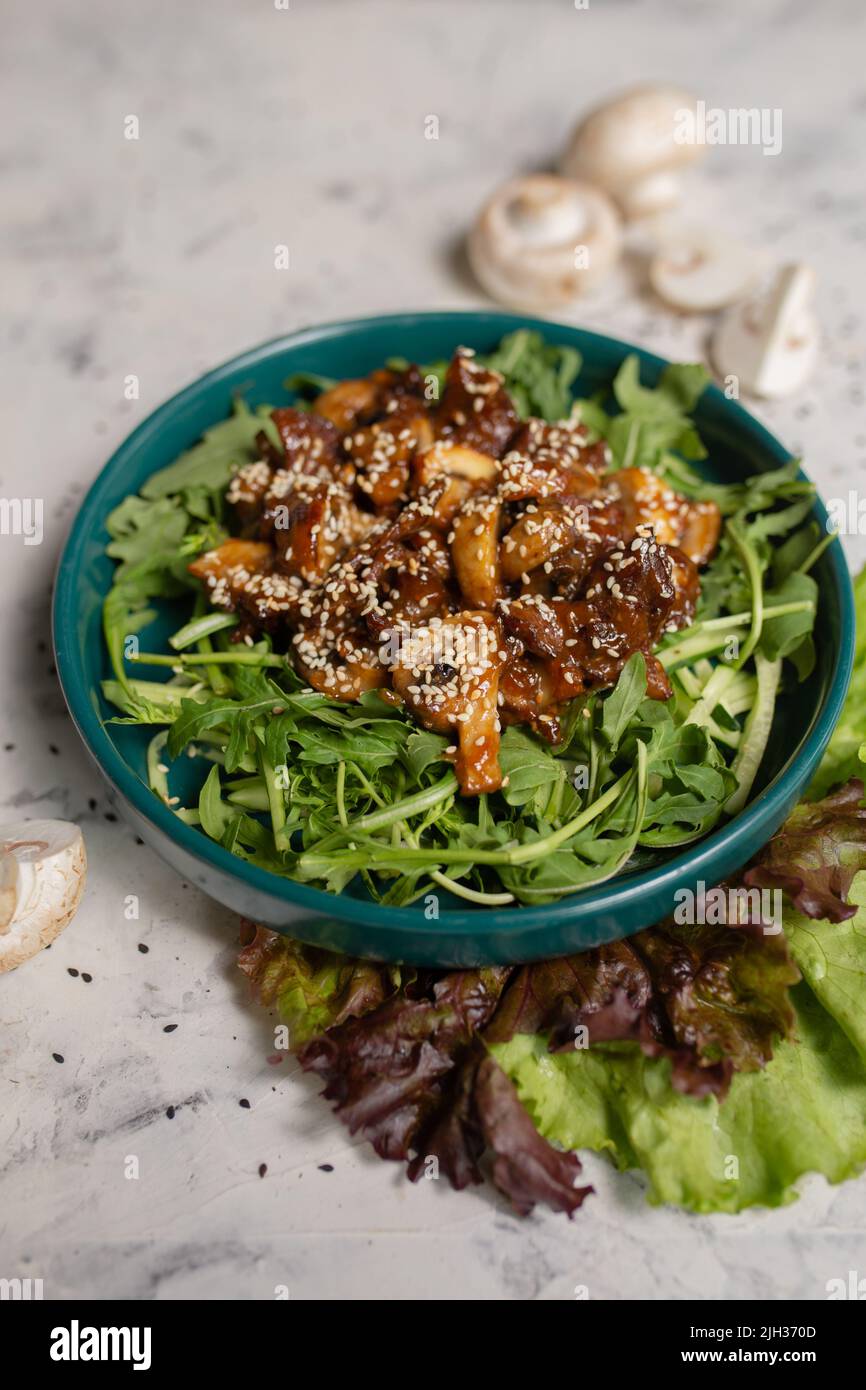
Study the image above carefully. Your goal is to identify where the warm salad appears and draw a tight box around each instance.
[103,332,823,906]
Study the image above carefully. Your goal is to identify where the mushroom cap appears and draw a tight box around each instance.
[468,173,622,312]
[649,226,760,313]
[0,819,87,972]
[561,84,703,217]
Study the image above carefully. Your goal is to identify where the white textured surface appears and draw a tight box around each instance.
[1,0,865,1301]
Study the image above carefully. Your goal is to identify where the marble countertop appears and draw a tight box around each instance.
[2,0,865,1300]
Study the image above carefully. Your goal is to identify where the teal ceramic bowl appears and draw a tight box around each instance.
[53,312,854,965]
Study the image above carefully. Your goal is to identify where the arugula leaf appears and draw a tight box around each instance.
[497,727,564,810]
[593,356,711,471]
[198,763,238,841]
[601,652,647,752]
[481,330,582,422]
[105,496,190,576]
[141,399,279,501]
[614,356,709,418]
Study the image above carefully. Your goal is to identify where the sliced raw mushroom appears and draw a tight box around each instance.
[712,263,819,398]
[467,174,622,311]
[649,227,760,312]
[0,820,87,973]
[561,85,704,219]
[0,852,18,931]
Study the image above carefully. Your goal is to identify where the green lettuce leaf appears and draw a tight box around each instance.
[785,873,866,1067]
[238,924,398,1047]
[493,973,866,1213]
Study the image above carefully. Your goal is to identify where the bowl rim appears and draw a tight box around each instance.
[53,309,856,941]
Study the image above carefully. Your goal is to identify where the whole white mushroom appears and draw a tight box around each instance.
[0,820,87,972]
[467,173,622,311]
[561,84,704,219]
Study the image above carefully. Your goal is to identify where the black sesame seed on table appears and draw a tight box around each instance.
[137,943,148,953]
[318,1164,334,1173]
[81,972,92,983]
[166,1105,175,1119]
[239,1098,251,1109]
[52,1053,64,1064]
[163,1024,177,1033]
[258,1163,267,1178]
[67,967,79,977]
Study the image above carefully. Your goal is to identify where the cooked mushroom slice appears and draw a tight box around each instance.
[313,378,380,432]
[390,613,506,795]
[501,497,595,582]
[270,407,347,481]
[498,652,560,737]
[649,226,759,313]
[666,545,701,630]
[561,85,704,219]
[499,593,565,659]
[416,440,498,495]
[261,476,373,583]
[384,564,450,633]
[345,406,434,510]
[233,569,305,632]
[411,446,487,527]
[409,527,452,580]
[419,440,498,483]
[607,468,721,565]
[547,535,683,702]
[0,821,87,974]
[314,365,428,433]
[502,419,607,502]
[435,349,519,457]
[296,498,442,637]
[189,540,274,609]
[678,503,722,569]
[363,543,450,642]
[292,621,385,702]
[468,174,622,310]
[607,468,686,548]
[226,459,274,531]
[451,495,502,610]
